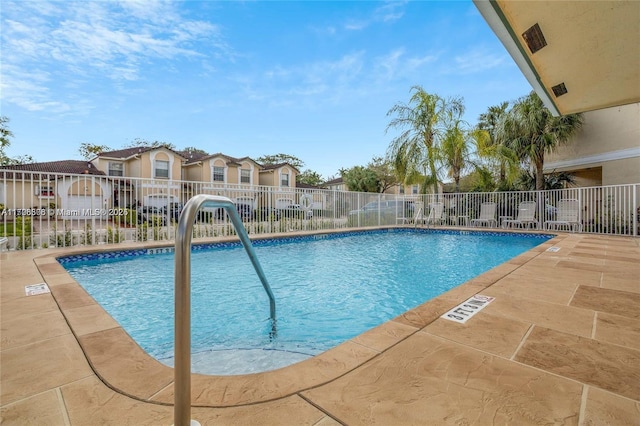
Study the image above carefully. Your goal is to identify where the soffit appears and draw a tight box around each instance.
[476,0,640,116]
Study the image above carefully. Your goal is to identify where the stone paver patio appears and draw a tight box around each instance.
[1,230,639,425]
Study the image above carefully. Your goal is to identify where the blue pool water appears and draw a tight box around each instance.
[61,229,550,374]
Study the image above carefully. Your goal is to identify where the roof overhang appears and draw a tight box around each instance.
[473,0,640,116]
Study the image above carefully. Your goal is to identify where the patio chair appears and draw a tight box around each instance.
[420,202,444,226]
[503,201,538,229]
[399,201,423,224]
[470,202,497,228]
[544,199,581,232]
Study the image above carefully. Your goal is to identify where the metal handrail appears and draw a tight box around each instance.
[174,194,276,426]
[413,206,424,228]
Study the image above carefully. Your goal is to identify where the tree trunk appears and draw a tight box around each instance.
[535,160,545,190]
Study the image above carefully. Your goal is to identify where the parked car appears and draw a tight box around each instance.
[254,206,282,221]
[137,206,167,225]
[349,200,415,218]
[212,202,254,222]
[161,202,183,223]
[280,204,313,219]
[234,202,254,221]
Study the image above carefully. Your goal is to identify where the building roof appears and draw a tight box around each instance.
[259,162,300,173]
[177,150,209,162]
[96,146,154,159]
[0,160,106,179]
[474,0,640,116]
[184,152,259,167]
[97,146,187,160]
[324,177,344,185]
[296,182,321,189]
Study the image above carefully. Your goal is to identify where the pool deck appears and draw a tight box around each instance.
[1,229,639,425]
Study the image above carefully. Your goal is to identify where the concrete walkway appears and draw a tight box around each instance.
[1,231,639,425]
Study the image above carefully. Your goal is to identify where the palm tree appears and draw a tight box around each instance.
[498,92,583,190]
[386,86,463,194]
[476,102,521,190]
[439,116,472,193]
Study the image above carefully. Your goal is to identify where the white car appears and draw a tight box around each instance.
[280,204,313,219]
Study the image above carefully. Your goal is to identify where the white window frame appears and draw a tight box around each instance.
[36,184,55,198]
[108,162,124,177]
[240,169,251,184]
[412,184,419,194]
[281,172,290,187]
[212,166,225,182]
[154,160,170,179]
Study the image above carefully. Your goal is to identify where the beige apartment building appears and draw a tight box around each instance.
[0,146,300,215]
[544,103,640,187]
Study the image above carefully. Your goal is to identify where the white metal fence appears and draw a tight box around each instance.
[1,171,638,250]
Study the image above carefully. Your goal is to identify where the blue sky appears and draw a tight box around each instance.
[1,0,532,180]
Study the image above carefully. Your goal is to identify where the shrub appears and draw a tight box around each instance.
[81,224,93,245]
[50,223,73,247]
[136,224,148,242]
[106,226,123,244]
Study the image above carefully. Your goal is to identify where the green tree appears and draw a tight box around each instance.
[79,142,112,160]
[256,153,304,170]
[368,156,398,193]
[181,147,209,156]
[0,116,12,149]
[340,165,380,193]
[125,138,176,150]
[438,108,477,193]
[297,169,324,186]
[476,102,521,190]
[516,169,576,190]
[386,86,463,194]
[1,116,15,165]
[465,166,498,192]
[5,155,35,165]
[498,92,583,190]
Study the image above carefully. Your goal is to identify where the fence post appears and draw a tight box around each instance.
[634,184,638,237]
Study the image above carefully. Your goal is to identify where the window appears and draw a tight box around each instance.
[154,160,169,178]
[108,162,123,176]
[281,173,289,187]
[38,185,54,197]
[240,169,251,184]
[213,166,225,182]
[399,185,405,194]
[412,184,419,194]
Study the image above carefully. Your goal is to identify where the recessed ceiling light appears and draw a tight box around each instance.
[522,23,547,54]
[552,83,568,97]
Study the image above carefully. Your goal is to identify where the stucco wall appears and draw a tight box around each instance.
[545,103,640,185]
[603,157,640,186]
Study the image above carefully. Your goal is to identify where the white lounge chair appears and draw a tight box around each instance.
[399,201,423,224]
[422,202,444,226]
[470,202,497,228]
[503,201,538,229]
[544,199,581,232]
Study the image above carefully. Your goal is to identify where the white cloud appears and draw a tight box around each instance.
[373,48,438,82]
[1,0,226,115]
[373,1,407,23]
[453,48,508,74]
[343,1,407,31]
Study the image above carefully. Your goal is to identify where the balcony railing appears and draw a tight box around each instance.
[0,171,638,250]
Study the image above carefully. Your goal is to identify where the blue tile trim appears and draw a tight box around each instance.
[57,228,554,266]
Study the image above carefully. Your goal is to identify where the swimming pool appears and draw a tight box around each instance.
[60,229,551,375]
